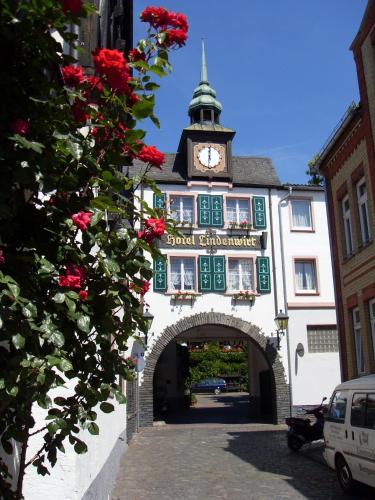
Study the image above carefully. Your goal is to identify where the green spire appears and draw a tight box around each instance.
[201,39,208,83]
[188,40,222,123]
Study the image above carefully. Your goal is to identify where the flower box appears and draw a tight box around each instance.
[172,292,198,301]
[229,221,252,232]
[232,291,256,302]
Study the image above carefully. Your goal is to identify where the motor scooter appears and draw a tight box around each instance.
[286,397,327,451]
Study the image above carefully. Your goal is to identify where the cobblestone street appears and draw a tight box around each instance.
[112,394,374,500]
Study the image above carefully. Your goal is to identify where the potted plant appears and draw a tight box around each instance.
[233,290,256,302]
[190,393,197,407]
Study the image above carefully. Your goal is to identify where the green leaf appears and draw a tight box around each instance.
[65,296,76,313]
[144,82,160,91]
[12,333,25,349]
[49,330,65,348]
[103,258,120,275]
[37,372,46,385]
[22,302,37,318]
[38,258,55,275]
[59,358,73,372]
[90,210,104,227]
[77,315,90,333]
[74,440,88,454]
[114,390,126,404]
[52,292,65,304]
[87,422,99,435]
[46,355,61,367]
[132,96,155,120]
[66,291,78,299]
[10,135,45,154]
[7,283,20,298]
[149,65,167,78]
[100,402,114,414]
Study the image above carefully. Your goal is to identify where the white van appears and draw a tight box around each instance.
[324,374,375,493]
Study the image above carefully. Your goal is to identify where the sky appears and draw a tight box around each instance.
[133,0,368,184]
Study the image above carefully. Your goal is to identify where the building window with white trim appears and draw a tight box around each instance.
[356,179,371,245]
[226,198,250,225]
[353,307,365,374]
[170,257,195,291]
[169,196,194,224]
[290,199,313,230]
[342,195,354,257]
[369,299,375,360]
[294,259,317,293]
[228,258,254,291]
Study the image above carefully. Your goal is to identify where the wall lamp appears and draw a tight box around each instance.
[273,310,289,350]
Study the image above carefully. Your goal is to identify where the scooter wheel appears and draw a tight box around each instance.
[287,434,303,451]
[336,455,356,493]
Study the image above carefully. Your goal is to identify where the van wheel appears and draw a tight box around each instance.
[336,455,355,493]
[214,388,221,395]
[287,434,303,451]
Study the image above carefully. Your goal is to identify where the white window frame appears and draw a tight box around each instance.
[356,178,371,245]
[369,299,375,361]
[227,257,254,292]
[353,307,365,375]
[290,198,313,231]
[225,197,251,225]
[169,195,195,225]
[293,258,318,294]
[169,256,196,292]
[342,195,354,257]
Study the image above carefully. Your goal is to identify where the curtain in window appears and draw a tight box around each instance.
[226,199,237,223]
[292,200,311,227]
[295,261,315,290]
[182,198,193,223]
[183,258,194,290]
[240,259,252,289]
[170,198,180,222]
[170,259,181,290]
[238,200,250,223]
[228,260,240,290]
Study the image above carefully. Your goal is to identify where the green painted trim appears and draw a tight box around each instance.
[153,256,167,291]
[253,196,267,230]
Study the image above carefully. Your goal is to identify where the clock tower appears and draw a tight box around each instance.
[180,41,235,180]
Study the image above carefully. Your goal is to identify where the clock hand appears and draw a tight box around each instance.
[208,146,211,166]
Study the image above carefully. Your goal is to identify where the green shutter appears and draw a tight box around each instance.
[198,195,211,227]
[211,195,224,227]
[212,256,226,291]
[153,256,167,292]
[252,196,267,229]
[153,192,166,210]
[198,256,212,292]
[257,256,271,293]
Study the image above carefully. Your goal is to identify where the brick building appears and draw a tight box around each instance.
[318,0,375,380]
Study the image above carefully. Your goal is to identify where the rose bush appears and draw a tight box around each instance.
[0,1,187,497]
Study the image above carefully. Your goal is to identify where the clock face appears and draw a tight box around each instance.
[198,146,221,168]
[193,143,226,174]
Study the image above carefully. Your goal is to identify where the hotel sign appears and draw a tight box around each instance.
[158,233,262,250]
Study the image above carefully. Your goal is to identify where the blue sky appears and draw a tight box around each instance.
[134,0,367,184]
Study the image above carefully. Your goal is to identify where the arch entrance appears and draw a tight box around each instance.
[139,313,290,426]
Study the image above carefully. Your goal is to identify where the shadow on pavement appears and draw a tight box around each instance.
[224,429,375,500]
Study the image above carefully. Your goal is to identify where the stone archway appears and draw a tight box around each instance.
[139,312,290,426]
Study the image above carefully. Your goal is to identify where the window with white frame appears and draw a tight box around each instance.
[353,307,365,374]
[369,299,375,360]
[226,198,250,225]
[228,258,254,291]
[170,257,195,291]
[294,260,317,293]
[290,199,313,230]
[307,326,339,353]
[357,179,371,245]
[169,196,194,224]
[342,195,354,257]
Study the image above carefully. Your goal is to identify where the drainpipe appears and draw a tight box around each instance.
[278,186,293,416]
[268,188,278,315]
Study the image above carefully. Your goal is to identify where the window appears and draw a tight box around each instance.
[228,259,254,291]
[353,308,365,374]
[351,393,375,429]
[170,257,195,291]
[307,326,339,353]
[169,196,194,225]
[357,179,371,245]
[291,199,313,230]
[294,260,317,293]
[328,390,348,423]
[226,198,250,225]
[342,195,354,257]
[369,299,375,360]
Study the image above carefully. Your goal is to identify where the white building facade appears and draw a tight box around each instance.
[131,44,341,425]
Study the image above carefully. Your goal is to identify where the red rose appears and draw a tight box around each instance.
[137,145,165,169]
[138,218,165,244]
[165,29,187,48]
[58,264,86,290]
[85,75,104,94]
[130,280,150,296]
[92,48,130,94]
[0,249,5,265]
[78,290,88,301]
[128,48,146,62]
[171,13,188,32]
[60,0,83,16]
[71,211,93,231]
[140,7,188,33]
[61,65,84,87]
[71,99,90,123]
[11,119,28,136]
